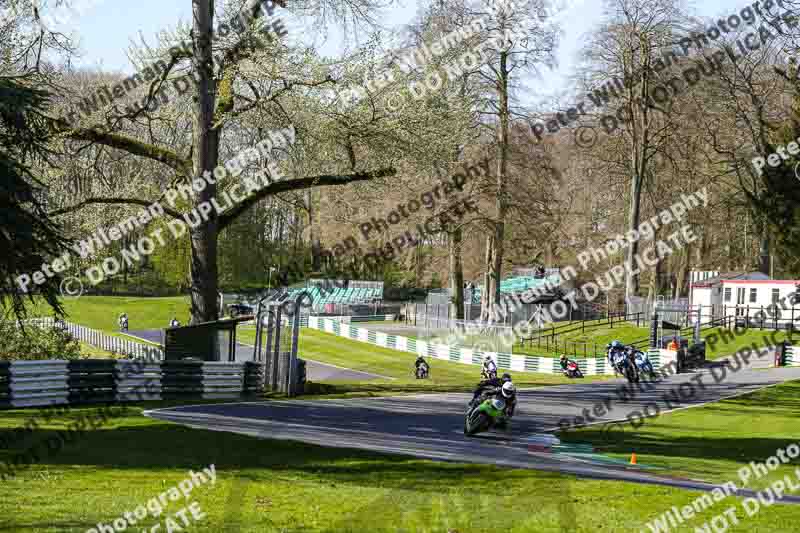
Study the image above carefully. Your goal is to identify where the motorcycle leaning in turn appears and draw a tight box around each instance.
[464,395,509,436]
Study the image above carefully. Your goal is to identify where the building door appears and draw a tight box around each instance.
[736,288,746,316]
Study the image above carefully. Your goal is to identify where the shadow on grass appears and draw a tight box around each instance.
[0,416,561,493]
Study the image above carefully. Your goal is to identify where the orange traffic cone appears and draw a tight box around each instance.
[630,452,637,465]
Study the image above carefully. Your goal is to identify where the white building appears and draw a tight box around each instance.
[689,271,800,327]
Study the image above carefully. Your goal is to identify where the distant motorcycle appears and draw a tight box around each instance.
[609,350,626,376]
[464,396,507,436]
[120,318,128,332]
[415,361,430,379]
[564,359,584,379]
[632,349,656,380]
[622,353,640,383]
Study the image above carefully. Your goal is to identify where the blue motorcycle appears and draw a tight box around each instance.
[611,350,639,383]
[631,349,656,380]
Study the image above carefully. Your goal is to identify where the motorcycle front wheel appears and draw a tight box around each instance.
[464,411,489,436]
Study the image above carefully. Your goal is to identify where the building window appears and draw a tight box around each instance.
[724,287,732,302]
[750,288,757,303]
[772,289,780,304]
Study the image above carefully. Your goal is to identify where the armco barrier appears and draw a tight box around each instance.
[6,360,69,408]
[0,360,267,408]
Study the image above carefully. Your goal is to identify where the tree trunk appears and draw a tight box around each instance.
[674,247,689,299]
[481,51,509,324]
[188,0,221,323]
[306,189,322,271]
[625,174,644,300]
[624,35,653,302]
[449,228,465,320]
[758,215,770,275]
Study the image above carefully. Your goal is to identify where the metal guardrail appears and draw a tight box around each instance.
[0,360,266,408]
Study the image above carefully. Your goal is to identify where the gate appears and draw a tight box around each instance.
[252,296,302,396]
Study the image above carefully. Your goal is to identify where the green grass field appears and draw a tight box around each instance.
[2,398,800,532]
[514,321,651,358]
[28,295,192,332]
[78,341,114,357]
[559,380,800,492]
[514,320,791,361]
[701,326,791,360]
[237,327,601,394]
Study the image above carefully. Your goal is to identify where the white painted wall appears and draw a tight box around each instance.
[720,281,800,322]
[690,287,713,308]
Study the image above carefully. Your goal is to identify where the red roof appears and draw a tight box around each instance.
[690,272,770,288]
[721,280,800,285]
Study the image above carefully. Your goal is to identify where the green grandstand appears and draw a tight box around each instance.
[285,285,383,305]
[470,274,563,303]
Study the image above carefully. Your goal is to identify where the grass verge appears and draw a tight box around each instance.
[28,296,191,333]
[559,380,800,493]
[238,327,607,393]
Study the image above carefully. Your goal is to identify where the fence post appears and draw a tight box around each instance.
[649,312,659,350]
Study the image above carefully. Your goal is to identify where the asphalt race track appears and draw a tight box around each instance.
[146,359,800,499]
[125,329,389,382]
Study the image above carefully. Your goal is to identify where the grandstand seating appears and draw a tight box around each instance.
[470,274,562,304]
[283,285,383,305]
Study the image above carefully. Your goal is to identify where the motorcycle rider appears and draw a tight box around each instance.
[414,355,428,376]
[469,374,516,424]
[559,354,569,371]
[118,313,128,331]
[481,355,498,378]
[607,340,626,372]
[632,348,654,375]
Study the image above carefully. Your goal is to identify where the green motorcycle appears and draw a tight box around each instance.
[464,397,507,436]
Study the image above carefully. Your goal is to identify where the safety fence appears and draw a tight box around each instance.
[0,359,264,408]
[25,318,164,361]
[780,344,798,366]
[321,315,396,323]
[306,316,675,376]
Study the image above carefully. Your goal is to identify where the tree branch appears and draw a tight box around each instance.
[49,118,193,175]
[49,197,183,219]
[218,167,395,229]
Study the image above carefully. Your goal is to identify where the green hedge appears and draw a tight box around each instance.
[0,321,81,360]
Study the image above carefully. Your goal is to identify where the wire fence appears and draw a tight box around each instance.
[412,318,514,353]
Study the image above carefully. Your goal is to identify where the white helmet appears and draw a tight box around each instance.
[501,381,515,398]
